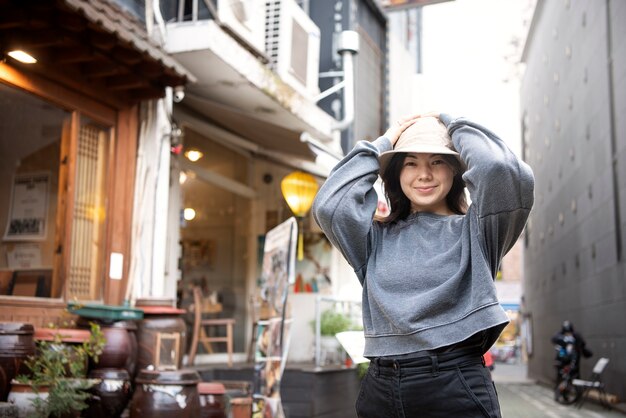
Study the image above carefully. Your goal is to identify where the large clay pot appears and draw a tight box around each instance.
[6,381,49,418]
[82,368,131,418]
[135,307,186,372]
[0,323,35,402]
[129,369,200,418]
[0,401,18,417]
[77,318,138,376]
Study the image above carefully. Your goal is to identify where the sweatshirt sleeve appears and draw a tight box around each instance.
[312,136,391,279]
[441,114,535,274]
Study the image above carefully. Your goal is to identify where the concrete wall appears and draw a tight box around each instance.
[521,0,626,399]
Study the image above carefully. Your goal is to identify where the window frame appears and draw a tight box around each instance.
[0,62,137,309]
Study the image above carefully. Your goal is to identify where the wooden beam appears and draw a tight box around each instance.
[106,74,149,90]
[0,61,119,122]
[134,61,164,78]
[55,45,94,63]
[81,60,120,78]
[8,29,67,48]
[89,31,117,51]
[57,12,87,32]
[110,46,143,65]
[0,9,28,29]
[126,87,165,100]
[104,105,138,305]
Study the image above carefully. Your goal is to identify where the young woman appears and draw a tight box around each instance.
[312,114,534,417]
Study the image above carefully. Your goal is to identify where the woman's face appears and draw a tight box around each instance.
[399,152,455,215]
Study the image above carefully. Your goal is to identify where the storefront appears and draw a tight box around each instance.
[0,0,192,325]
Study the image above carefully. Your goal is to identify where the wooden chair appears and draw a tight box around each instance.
[188,286,236,367]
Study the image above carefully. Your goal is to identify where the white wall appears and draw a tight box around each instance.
[391,0,536,156]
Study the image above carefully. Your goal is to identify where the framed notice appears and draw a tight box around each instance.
[3,172,50,241]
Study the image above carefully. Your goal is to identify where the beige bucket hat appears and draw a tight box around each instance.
[378,116,460,175]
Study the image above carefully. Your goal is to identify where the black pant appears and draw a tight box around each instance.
[356,348,501,418]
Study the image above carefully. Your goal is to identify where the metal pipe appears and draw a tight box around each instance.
[153,0,167,40]
[331,31,359,132]
[331,50,355,132]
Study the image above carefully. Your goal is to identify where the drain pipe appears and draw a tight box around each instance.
[330,31,359,133]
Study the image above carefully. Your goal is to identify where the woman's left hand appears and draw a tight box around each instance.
[383,114,419,147]
[383,112,441,147]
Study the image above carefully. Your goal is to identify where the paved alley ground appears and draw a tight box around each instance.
[494,362,624,418]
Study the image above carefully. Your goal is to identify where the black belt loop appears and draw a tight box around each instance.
[374,358,380,377]
[430,355,439,377]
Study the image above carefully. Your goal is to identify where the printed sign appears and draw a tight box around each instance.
[4,172,50,241]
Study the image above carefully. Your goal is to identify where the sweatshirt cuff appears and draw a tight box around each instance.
[439,113,454,127]
[372,136,393,154]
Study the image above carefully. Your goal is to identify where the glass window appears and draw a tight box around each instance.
[0,84,111,301]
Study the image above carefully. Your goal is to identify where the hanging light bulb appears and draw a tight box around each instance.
[183,208,196,221]
[280,171,319,260]
[184,149,204,162]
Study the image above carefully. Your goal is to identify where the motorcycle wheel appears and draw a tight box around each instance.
[555,380,581,405]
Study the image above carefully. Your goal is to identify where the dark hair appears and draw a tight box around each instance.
[377,153,467,224]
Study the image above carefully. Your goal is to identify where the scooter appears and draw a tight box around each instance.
[553,340,582,404]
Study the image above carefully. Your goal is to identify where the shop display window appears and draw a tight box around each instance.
[0,83,110,300]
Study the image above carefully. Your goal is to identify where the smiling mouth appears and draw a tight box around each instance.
[416,186,436,193]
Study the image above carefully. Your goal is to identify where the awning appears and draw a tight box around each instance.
[174,102,342,178]
[0,0,195,101]
[182,94,316,161]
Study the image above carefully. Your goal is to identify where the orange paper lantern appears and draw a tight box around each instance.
[280,171,319,260]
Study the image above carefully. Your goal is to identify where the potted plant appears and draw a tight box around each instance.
[317,310,354,337]
[311,310,357,365]
[9,322,106,418]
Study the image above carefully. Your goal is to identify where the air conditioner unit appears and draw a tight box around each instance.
[218,0,266,55]
[265,0,321,98]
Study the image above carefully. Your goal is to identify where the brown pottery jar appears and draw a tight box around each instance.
[0,322,35,402]
[130,369,200,418]
[198,382,226,418]
[82,368,132,418]
[135,306,186,372]
[77,318,138,376]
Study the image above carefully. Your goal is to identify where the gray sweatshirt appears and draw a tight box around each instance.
[312,115,535,357]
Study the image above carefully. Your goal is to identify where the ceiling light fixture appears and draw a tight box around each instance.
[183,208,196,221]
[184,149,204,162]
[7,50,37,64]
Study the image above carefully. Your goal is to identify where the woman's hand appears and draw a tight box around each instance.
[383,112,441,147]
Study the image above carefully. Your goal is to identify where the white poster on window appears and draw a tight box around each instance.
[3,172,50,241]
[7,243,42,269]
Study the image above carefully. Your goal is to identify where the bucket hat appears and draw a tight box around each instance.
[378,116,461,175]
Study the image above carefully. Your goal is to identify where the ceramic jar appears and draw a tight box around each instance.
[77,318,138,376]
[135,306,186,372]
[129,369,200,418]
[82,368,131,418]
[7,381,49,418]
[198,382,226,418]
[0,323,35,402]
